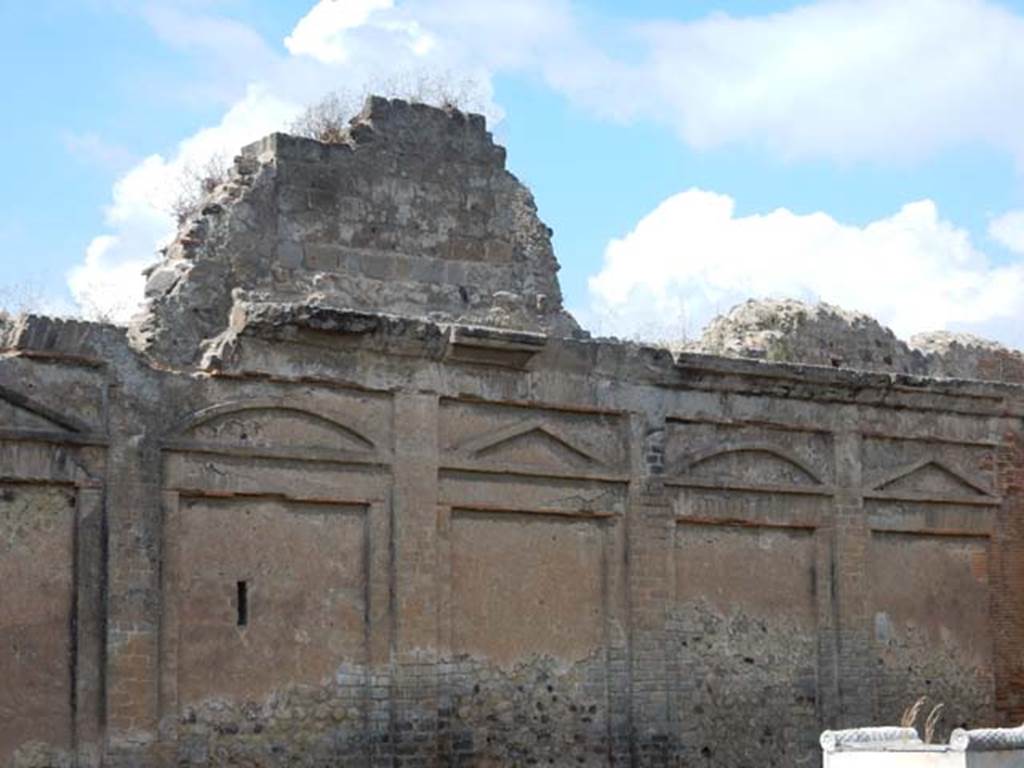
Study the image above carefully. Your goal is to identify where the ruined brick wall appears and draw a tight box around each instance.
[3,313,1021,768]
[131,96,579,367]
[696,299,1024,384]
[2,100,1023,768]
[992,431,1024,723]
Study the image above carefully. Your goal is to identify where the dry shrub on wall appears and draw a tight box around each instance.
[0,282,127,325]
[381,70,489,114]
[170,153,231,225]
[289,90,364,144]
[75,292,137,325]
[289,71,489,144]
[168,71,487,224]
[0,282,45,317]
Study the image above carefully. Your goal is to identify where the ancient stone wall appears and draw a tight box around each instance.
[2,99,1024,767]
[132,96,579,367]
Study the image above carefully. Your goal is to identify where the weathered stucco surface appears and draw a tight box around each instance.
[2,98,1024,767]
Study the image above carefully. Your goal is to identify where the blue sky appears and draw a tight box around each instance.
[2,0,1024,346]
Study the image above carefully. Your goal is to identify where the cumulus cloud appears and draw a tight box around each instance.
[602,0,1024,164]
[584,190,1024,345]
[990,210,1024,255]
[69,86,300,321]
[285,0,407,63]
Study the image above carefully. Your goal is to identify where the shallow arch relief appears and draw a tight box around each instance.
[678,444,824,487]
[173,400,376,455]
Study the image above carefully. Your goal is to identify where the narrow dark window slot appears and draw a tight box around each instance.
[236,580,248,627]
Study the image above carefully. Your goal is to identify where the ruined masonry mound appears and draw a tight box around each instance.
[130,96,581,366]
[911,330,1024,383]
[696,298,1024,382]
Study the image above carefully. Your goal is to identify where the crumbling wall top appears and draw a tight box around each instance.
[692,298,1024,383]
[694,299,929,374]
[910,330,1024,383]
[130,96,580,367]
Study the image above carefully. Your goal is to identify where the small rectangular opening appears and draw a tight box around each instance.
[236,580,248,627]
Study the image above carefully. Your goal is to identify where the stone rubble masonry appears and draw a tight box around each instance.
[912,331,1024,385]
[129,96,580,368]
[2,97,1024,767]
[694,298,1024,383]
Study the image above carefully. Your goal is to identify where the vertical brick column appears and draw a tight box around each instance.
[74,485,105,767]
[813,510,840,730]
[390,392,441,765]
[831,412,874,726]
[605,457,632,764]
[103,425,164,764]
[628,417,674,765]
[366,499,394,764]
[992,427,1024,721]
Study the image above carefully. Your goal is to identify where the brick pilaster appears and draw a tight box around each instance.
[831,415,874,726]
[390,392,441,765]
[103,425,164,764]
[992,427,1024,721]
[628,416,674,765]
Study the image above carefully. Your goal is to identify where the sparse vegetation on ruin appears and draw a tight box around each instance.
[0,282,46,317]
[289,73,485,144]
[170,153,231,225]
[169,73,485,226]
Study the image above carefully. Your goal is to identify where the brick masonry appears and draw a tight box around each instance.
[1,99,1023,767]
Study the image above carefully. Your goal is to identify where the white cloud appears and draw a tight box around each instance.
[67,236,149,321]
[584,190,1024,346]
[69,86,300,321]
[990,210,1024,255]
[605,0,1024,164]
[285,0,398,63]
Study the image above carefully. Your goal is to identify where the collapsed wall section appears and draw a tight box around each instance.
[131,96,579,366]
[695,298,1024,383]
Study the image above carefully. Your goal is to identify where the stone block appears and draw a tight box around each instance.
[446,236,485,263]
[484,239,515,264]
[277,241,304,269]
[304,243,342,271]
[360,252,395,281]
